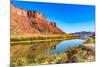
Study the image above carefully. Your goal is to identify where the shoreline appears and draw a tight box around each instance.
[11,38,81,44]
[11,38,64,44]
[11,36,80,44]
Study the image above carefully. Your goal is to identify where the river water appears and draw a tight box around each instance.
[11,39,86,60]
[48,39,86,54]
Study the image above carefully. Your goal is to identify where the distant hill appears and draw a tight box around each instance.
[69,31,95,36]
[11,3,66,37]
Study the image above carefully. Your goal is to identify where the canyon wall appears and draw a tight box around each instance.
[11,3,65,37]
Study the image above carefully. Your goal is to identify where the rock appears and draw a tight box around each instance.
[11,3,66,37]
[49,22,56,27]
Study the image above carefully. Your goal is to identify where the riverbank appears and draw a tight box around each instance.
[11,35,80,44]
[11,38,64,44]
[65,45,95,62]
[83,44,95,50]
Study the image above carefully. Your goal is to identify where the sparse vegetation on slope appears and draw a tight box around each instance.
[65,45,95,63]
[84,37,95,44]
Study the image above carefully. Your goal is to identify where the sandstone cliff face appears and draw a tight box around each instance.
[11,3,65,37]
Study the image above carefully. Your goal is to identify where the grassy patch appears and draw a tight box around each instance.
[11,35,80,44]
[10,54,67,66]
[85,37,95,44]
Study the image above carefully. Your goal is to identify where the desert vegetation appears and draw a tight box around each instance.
[11,44,95,67]
[65,45,95,63]
[11,35,80,44]
[84,37,95,44]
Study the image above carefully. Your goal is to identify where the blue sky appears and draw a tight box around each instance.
[12,0,95,33]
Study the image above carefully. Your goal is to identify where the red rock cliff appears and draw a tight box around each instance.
[11,3,65,36]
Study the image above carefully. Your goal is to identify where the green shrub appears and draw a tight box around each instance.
[85,37,94,44]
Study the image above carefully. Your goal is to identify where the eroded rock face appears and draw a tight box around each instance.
[49,22,56,27]
[11,3,27,17]
[11,3,65,37]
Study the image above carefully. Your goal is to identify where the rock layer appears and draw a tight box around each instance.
[11,3,65,37]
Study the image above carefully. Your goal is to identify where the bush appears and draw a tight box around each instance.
[64,45,95,62]
[85,37,94,44]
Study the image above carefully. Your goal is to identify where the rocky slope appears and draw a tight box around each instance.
[11,3,65,37]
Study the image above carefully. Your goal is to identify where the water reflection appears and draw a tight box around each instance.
[48,39,86,54]
[11,41,61,65]
[11,39,86,65]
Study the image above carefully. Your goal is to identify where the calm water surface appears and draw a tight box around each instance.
[48,39,86,54]
[11,39,86,58]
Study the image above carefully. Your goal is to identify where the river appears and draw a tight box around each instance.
[11,39,86,61]
[48,39,86,54]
